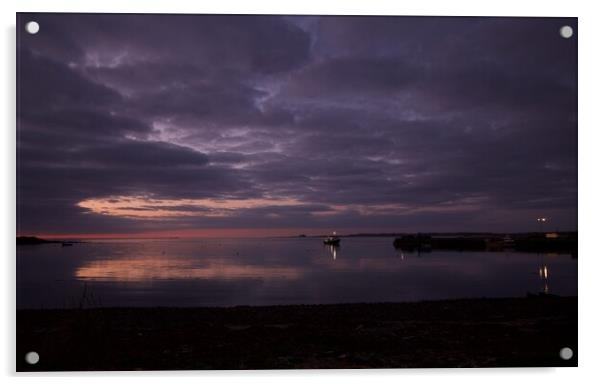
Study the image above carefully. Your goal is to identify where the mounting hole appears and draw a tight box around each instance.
[25,21,40,35]
[559,25,573,39]
[559,347,573,360]
[25,351,39,365]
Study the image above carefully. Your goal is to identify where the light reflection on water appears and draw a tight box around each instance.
[16,237,577,308]
[327,244,338,260]
[75,257,303,281]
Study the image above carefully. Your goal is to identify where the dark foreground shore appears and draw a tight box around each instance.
[17,296,577,371]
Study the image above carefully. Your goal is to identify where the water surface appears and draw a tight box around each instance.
[17,237,577,308]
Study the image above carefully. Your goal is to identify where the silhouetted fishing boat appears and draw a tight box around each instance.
[323,237,340,246]
[323,232,340,246]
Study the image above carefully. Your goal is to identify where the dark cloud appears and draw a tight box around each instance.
[18,48,121,112]
[285,57,421,97]
[16,14,577,235]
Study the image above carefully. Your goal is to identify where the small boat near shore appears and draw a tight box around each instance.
[323,237,340,246]
[323,232,341,246]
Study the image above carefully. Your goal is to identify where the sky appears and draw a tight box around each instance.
[16,14,577,237]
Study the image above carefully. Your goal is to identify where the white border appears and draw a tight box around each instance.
[2,0,601,384]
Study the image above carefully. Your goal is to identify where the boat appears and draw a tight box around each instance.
[61,242,74,247]
[323,232,341,246]
[323,237,340,246]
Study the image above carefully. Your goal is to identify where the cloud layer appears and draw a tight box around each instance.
[17,14,577,235]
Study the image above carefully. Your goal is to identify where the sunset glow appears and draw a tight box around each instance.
[77,195,306,219]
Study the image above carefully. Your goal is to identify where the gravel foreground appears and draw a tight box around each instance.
[17,296,577,371]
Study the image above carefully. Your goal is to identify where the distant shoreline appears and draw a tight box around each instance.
[17,231,578,241]
[295,231,578,238]
[17,232,578,254]
[16,236,84,245]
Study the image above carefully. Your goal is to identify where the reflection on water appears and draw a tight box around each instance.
[17,237,577,308]
[75,257,302,281]
[539,264,550,294]
[326,244,339,260]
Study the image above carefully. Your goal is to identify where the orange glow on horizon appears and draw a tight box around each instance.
[22,194,489,240]
[77,195,305,219]
[69,194,487,231]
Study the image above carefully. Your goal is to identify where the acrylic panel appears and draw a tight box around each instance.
[16,13,577,371]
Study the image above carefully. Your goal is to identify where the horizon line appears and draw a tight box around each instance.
[18,228,578,240]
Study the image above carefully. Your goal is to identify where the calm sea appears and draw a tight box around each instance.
[17,237,577,309]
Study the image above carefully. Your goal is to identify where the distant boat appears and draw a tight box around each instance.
[61,242,74,247]
[323,237,340,246]
[323,233,340,246]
